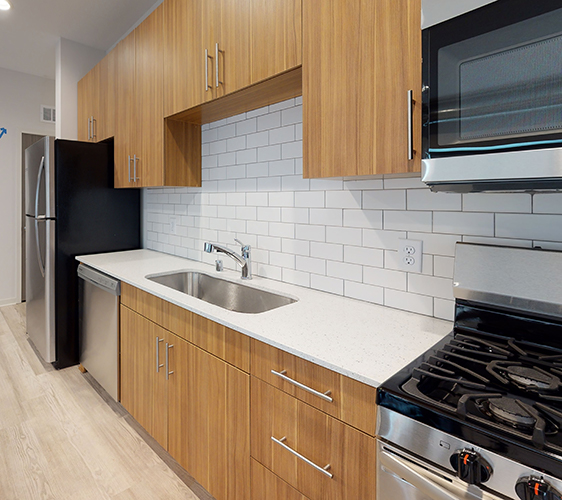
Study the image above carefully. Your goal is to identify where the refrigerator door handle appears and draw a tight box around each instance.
[34,156,45,218]
[34,218,46,278]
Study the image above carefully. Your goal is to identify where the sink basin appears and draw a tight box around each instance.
[146,271,297,313]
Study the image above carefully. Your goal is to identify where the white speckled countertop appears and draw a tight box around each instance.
[77,249,452,388]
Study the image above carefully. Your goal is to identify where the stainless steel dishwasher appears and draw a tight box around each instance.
[77,263,120,401]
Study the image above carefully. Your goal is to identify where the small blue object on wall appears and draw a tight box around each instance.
[0,128,7,139]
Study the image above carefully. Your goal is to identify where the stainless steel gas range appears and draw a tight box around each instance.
[377,243,562,500]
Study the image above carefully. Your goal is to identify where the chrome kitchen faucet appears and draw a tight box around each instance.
[204,238,252,280]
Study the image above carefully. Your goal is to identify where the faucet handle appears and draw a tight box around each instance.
[234,238,249,250]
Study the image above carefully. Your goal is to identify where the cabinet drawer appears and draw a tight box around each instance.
[121,283,192,341]
[250,340,376,435]
[251,378,376,500]
[251,459,309,500]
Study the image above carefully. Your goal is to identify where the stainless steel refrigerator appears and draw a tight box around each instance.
[25,137,140,368]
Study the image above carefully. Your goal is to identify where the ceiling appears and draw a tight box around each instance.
[0,0,161,80]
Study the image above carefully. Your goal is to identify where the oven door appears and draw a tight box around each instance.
[378,441,504,500]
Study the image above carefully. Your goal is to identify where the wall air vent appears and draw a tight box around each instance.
[41,105,56,123]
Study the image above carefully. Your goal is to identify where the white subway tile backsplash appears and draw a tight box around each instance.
[433,212,494,237]
[344,246,384,268]
[408,274,454,301]
[296,255,326,275]
[144,98,562,321]
[363,190,406,210]
[310,208,343,227]
[326,226,362,246]
[407,189,461,211]
[384,289,433,316]
[257,111,281,131]
[363,267,407,291]
[463,193,531,213]
[327,261,362,282]
[310,241,343,261]
[343,209,382,230]
[496,214,562,241]
[310,274,344,295]
[326,190,362,209]
[344,282,384,305]
[434,298,455,321]
[385,211,432,232]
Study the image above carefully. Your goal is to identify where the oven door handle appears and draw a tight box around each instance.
[379,448,460,500]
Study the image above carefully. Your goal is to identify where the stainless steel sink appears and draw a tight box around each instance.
[146,271,297,313]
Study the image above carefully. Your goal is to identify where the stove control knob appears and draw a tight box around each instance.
[450,449,492,485]
[515,476,562,500]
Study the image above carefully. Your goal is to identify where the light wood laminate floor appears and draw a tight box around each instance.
[0,304,212,500]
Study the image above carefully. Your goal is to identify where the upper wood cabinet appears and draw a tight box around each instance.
[250,0,302,85]
[200,0,252,101]
[77,54,115,143]
[303,0,422,178]
[114,7,163,188]
[163,0,203,116]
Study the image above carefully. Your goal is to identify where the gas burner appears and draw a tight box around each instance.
[487,361,561,392]
[485,397,537,428]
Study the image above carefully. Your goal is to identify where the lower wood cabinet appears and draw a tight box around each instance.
[120,304,250,500]
[251,377,376,500]
[120,284,376,500]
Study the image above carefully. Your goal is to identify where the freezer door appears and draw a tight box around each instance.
[25,136,55,218]
[26,216,56,362]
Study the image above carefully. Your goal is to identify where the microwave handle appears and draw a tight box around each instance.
[407,90,414,161]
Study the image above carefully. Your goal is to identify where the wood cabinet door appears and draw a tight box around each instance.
[114,32,137,188]
[219,0,252,96]
[120,306,167,446]
[135,4,165,188]
[250,0,302,85]
[163,0,204,116]
[303,0,421,178]
[168,338,250,500]
[201,0,221,102]
[251,378,376,500]
[98,50,116,141]
[77,65,100,142]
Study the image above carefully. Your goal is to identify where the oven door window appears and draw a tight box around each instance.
[377,444,503,500]
[428,4,562,155]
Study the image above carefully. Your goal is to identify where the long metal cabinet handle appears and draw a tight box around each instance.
[92,117,96,141]
[379,449,459,500]
[407,90,414,160]
[88,117,91,140]
[128,155,132,183]
[156,337,164,372]
[166,343,174,380]
[271,369,333,402]
[215,43,223,88]
[272,436,333,478]
[205,49,212,91]
[133,155,139,182]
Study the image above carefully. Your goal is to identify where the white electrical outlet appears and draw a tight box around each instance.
[398,238,423,273]
[169,216,177,235]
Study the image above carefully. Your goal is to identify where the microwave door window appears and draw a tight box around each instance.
[432,6,562,151]
[459,36,562,142]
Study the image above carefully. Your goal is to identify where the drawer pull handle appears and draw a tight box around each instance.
[272,436,333,478]
[271,369,333,403]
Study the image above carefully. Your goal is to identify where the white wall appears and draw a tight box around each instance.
[0,67,55,306]
[421,0,496,28]
[143,98,562,322]
[55,38,105,140]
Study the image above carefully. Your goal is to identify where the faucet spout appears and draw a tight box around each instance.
[204,241,252,279]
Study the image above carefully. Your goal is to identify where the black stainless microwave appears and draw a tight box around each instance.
[421,0,562,192]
